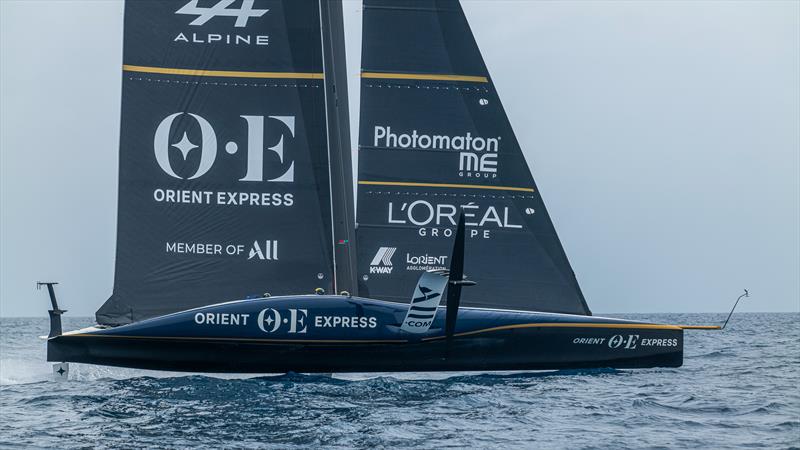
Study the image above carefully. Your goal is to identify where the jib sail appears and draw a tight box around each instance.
[97,0,354,325]
[356,0,591,315]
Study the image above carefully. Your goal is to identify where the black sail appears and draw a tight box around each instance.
[356,0,591,315]
[98,0,342,325]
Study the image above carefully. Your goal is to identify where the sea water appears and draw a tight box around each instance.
[1,313,798,449]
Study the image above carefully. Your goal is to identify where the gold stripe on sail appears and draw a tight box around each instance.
[358,180,535,193]
[123,64,325,79]
[361,72,489,83]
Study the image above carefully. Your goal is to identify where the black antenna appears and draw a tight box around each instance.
[721,289,749,330]
[37,282,65,338]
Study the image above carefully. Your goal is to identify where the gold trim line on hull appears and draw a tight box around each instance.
[361,72,489,83]
[358,180,535,193]
[422,322,684,341]
[64,322,685,344]
[122,64,325,79]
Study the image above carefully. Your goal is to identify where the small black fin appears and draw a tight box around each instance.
[445,213,476,343]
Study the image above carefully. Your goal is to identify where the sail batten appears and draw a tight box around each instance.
[356,0,591,316]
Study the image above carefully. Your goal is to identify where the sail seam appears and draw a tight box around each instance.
[122,65,324,79]
[358,180,534,193]
[361,72,488,83]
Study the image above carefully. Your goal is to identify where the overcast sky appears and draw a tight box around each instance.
[1,0,798,317]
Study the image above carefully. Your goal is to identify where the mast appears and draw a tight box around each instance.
[319,0,358,295]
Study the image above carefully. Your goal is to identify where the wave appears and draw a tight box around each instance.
[2,314,798,449]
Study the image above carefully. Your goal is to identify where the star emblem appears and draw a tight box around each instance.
[57,367,65,376]
[172,132,198,159]
[264,316,274,326]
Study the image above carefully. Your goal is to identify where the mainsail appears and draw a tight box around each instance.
[97,0,355,325]
[356,0,591,315]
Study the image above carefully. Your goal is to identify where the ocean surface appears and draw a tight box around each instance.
[1,313,798,449]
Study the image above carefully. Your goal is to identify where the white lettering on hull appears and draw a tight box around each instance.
[194,312,250,326]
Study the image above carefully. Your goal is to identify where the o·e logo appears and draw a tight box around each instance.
[154,113,217,180]
[608,334,640,350]
[153,113,295,182]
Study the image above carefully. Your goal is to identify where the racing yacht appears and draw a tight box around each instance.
[43,0,717,376]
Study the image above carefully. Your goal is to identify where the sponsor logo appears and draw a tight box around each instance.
[314,316,378,329]
[194,312,250,326]
[403,285,440,330]
[153,190,293,207]
[154,113,295,182]
[608,334,640,349]
[173,0,270,46]
[404,319,433,329]
[640,338,679,347]
[165,239,278,261]
[573,335,679,349]
[257,308,307,333]
[458,152,497,179]
[400,271,448,334]
[373,126,500,152]
[176,0,268,27]
[372,126,500,179]
[256,308,378,333]
[572,337,607,345]
[405,253,448,272]
[369,247,396,274]
[174,32,268,46]
[388,200,522,239]
[248,240,278,260]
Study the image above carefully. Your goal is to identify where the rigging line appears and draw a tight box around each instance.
[122,64,324,79]
[361,72,488,83]
[358,180,535,193]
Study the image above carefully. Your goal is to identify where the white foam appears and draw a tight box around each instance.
[0,358,53,385]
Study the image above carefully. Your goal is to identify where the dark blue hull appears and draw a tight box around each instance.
[47,296,683,372]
